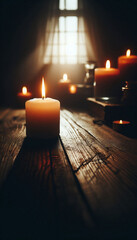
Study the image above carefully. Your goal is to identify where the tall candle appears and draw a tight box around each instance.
[118,49,137,82]
[25,77,60,139]
[94,60,120,99]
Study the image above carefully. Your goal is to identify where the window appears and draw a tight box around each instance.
[44,0,88,64]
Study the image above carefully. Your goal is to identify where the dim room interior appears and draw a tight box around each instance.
[0,0,137,239]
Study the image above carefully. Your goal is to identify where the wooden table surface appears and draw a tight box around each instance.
[0,108,137,240]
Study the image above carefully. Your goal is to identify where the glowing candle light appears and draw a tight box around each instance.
[59,73,71,83]
[118,49,137,83]
[113,120,131,134]
[94,60,120,100]
[69,84,77,94]
[18,86,32,97]
[25,77,60,139]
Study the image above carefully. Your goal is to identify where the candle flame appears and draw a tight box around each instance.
[119,120,123,124]
[42,77,46,99]
[22,86,27,95]
[69,85,77,94]
[106,60,110,69]
[126,49,131,57]
[63,73,68,82]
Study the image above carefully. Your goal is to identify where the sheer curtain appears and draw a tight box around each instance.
[43,0,99,65]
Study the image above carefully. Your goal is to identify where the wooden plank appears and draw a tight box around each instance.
[0,109,26,186]
[60,109,137,239]
[0,108,95,240]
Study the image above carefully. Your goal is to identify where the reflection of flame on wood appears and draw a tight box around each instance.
[69,85,77,94]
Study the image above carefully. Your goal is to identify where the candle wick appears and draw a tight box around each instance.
[42,96,44,100]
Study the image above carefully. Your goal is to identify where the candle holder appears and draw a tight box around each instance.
[84,61,96,85]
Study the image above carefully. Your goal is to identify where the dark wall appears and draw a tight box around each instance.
[86,0,137,67]
[0,0,50,106]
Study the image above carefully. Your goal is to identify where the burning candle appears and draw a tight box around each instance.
[59,73,71,84]
[18,86,32,98]
[118,49,137,83]
[69,84,77,94]
[17,86,32,108]
[94,60,120,100]
[58,73,71,99]
[113,119,131,134]
[25,77,60,139]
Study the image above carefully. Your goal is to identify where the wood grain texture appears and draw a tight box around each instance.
[60,109,137,239]
[0,108,137,240]
[0,109,93,240]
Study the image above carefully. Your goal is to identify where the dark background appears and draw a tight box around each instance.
[0,0,137,106]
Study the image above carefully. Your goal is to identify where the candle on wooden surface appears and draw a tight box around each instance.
[69,84,77,94]
[25,77,60,139]
[113,119,131,134]
[94,60,120,100]
[118,49,137,82]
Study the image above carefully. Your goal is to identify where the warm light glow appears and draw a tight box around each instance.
[119,120,123,124]
[69,85,77,94]
[22,86,27,95]
[63,73,68,81]
[42,77,46,99]
[101,97,109,100]
[126,49,131,57]
[106,60,110,69]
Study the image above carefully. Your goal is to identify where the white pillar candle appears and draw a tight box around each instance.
[25,77,60,139]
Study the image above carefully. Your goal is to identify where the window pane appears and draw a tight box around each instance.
[60,45,65,55]
[66,0,78,10]
[66,33,77,44]
[59,33,65,44]
[59,17,65,31]
[66,44,77,56]
[66,17,77,31]
[59,0,65,10]
[66,56,77,64]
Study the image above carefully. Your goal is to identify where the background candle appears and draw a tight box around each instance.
[94,60,121,100]
[113,120,131,135]
[17,86,32,108]
[69,84,77,94]
[18,86,32,98]
[26,78,60,139]
[118,49,137,83]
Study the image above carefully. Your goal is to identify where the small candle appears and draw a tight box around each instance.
[94,60,120,99]
[118,49,137,82]
[25,77,60,139]
[113,119,131,134]
[59,73,71,84]
[58,73,71,98]
[18,86,32,98]
[69,84,77,94]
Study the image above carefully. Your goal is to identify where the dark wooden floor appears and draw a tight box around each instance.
[0,108,137,240]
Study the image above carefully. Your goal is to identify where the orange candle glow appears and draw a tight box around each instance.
[69,85,77,94]
[59,73,71,83]
[25,77,60,139]
[118,49,137,82]
[113,119,131,134]
[94,60,120,99]
[18,86,32,97]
